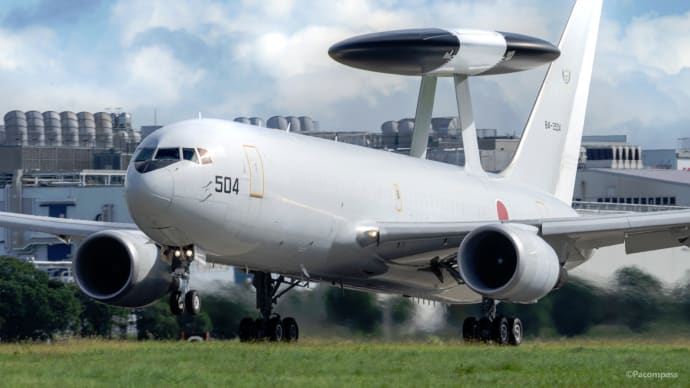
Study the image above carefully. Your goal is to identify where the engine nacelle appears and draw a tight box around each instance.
[457,224,560,303]
[73,230,172,307]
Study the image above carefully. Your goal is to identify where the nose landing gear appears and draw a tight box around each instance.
[238,271,305,342]
[462,298,523,346]
[165,245,201,316]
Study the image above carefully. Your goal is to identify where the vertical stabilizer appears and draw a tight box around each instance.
[501,0,602,205]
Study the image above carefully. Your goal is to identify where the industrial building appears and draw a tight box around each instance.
[1,110,141,174]
[1,170,130,262]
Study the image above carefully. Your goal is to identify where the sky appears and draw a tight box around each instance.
[1,0,689,149]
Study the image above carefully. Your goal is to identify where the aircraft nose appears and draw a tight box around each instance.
[125,167,174,226]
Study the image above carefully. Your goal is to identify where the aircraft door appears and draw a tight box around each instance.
[243,145,264,198]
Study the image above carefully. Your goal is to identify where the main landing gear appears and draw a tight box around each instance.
[167,245,201,316]
[238,271,304,342]
[462,298,523,346]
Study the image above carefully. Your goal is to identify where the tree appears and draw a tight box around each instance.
[324,287,382,333]
[612,266,663,331]
[390,296,414,325]
[500,299,553,337]
[136,300,179,340]
[202,286,256,339]
[681,284,690,322]
[0,257,81,341]
[550,279,604,336]
[177,312,212,338]
[78,291,129,338]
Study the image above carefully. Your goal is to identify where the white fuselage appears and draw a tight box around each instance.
[125,119,578,302]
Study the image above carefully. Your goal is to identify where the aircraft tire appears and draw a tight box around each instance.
[491,315,510,345]
[508,317,523,346]
[268,317,284,342]
[462,317,479,342]
[238,317,255,342]
[169,291,185,315]
[282,317,299,342]
[478,317,492,342]
[185,290,201,315]
[253,318,266,340]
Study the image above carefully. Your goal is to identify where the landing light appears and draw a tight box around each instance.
[185,249,194,258]
[174,250,182,258]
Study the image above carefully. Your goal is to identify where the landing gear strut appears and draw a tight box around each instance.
[462,298,522,346]
[166,245,201,316]
[238,271,304,342]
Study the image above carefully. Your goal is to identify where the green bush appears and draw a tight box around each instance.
[324,288,382,333]
[549,279,604,336]
[136,300,179,340]
[0,257,81,341]
[611,267,663,332]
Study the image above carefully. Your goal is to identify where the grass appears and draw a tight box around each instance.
[0,339,687,387]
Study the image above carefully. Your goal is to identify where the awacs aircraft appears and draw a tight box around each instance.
[1,0,688,345]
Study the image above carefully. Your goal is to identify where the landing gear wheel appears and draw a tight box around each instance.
[239,318,254,342]
[268,317,284,342]
[462,317,478,342]
[185,290,201,315]
[508,317,523,346]
[282,317,299,342]
[491,315,510,345]
[253,318,266,340]
[169,291,185,315]
[478,317,492,342]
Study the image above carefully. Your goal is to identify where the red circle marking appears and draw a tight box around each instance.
[496,200,510,221]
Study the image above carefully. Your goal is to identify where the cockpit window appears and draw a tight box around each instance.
[198,148,213,165]
[135,147,155,162]
[155,148,181,160]
[135,146,211,173]
[182,148,198,162]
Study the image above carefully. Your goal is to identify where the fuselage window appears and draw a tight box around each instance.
[135,147,155,162]
[155,148,181,160]
[197,148,213,165]
[182,148,198,163]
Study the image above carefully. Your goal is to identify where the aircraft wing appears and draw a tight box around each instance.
[0,211,138,241]
[365,210,690,266]
[540,210,690,254]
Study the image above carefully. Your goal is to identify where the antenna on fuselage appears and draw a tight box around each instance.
[328,27,560,175]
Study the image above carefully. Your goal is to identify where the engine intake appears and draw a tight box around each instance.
[458,224,560,303]
[74,230,172,307]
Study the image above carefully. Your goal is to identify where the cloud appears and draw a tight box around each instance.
[124,46,205,104]
[2,0,104,29]
[625,12,690,75]
[111,0,232,45]
[584,9,690,147]
[1,0,689,149]
[0,27,56,71]
[0,28,204,116]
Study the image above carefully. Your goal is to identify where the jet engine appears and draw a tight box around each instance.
[457,224,560,303]
[73,230,172,307]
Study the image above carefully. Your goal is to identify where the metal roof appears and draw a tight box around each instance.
[591,168,690,185]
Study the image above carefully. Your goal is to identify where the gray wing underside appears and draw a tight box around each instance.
[366,210,690,266]
[0,211,138,240]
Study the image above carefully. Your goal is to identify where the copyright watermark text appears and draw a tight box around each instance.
[626,370,679,380]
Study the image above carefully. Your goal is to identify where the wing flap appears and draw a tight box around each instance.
[541,210,690,254]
